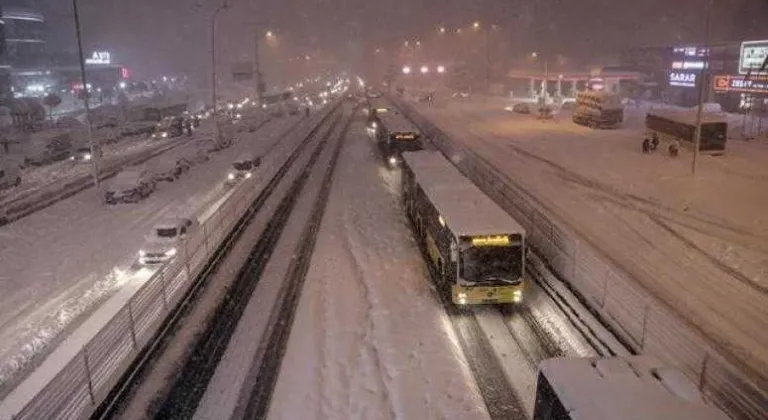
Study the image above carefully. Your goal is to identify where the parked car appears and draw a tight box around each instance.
[138,217,198,264]
[452,91,471,100]
[512,103,531,114]
[150,116,185,139]
[0,161,22,190]
[69,146,102,163]
[225,153,261,186]
[105,167,155,204]
[185,149,211,165]
[152,158,192,183]
[121,121,157,137]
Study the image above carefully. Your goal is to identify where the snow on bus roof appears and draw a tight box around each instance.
[403,152,525,237]
[646,108,727,125]
[377,109,420,134]
[539,357,731,420]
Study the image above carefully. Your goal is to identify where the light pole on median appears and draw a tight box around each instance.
[72,0,100,187]
[210,1,230,147]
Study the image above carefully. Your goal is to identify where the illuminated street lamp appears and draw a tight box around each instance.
[437,65,446,74]
[402,66,412,75]
[439,27,446,34]
[416,40,421,46]
[473,21,481,30]
[531,51,538,58]
[420,65,429,74]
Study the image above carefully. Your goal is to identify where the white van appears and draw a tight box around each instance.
[138,216,198,264]
[0,161,22,191]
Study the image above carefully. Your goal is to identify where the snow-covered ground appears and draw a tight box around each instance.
[0,115,299,392]
[267,119,488,420]
[410,96,768,387]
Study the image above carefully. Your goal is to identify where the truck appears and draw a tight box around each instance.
[572,90,624,128]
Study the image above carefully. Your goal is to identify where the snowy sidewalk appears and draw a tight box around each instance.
[268,120,489,420]
[413,100,768,388]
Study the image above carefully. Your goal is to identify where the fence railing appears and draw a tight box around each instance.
[392,96,768,420]
[0,105,335,420]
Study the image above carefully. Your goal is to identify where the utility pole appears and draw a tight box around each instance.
[72,0,100,187]
[254,26,263,104]
[692,0,713,175]
[210,2,229,147]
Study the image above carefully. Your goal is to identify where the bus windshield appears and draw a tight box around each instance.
[461,245,523,285]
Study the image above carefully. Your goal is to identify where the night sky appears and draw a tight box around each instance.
[28,0,768,81]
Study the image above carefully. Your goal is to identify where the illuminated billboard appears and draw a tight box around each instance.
[739,40,768,74]
[713,74,768,94]
[669,71,697,88]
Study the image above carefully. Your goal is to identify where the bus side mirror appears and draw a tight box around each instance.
[450,242,458,262]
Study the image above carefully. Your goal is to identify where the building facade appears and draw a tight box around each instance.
[621,40,768,113]
[0,2,46,103]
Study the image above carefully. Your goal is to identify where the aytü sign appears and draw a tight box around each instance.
[85,51,111,65]
[669,71,696,87]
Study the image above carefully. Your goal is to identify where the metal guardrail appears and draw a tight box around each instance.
[391,96,768,420]
[0,106,335,420]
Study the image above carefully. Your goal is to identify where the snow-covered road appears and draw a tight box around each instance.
[0,115,300,392]
[410,96,768,394]
[268,118,489,420]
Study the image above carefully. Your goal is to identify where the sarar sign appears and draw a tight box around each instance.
[669,71,696,88]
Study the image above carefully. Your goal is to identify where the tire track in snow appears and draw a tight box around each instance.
[339,212,398,420]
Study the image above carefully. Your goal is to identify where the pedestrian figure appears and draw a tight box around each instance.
[668,139,680,157]
[184,119,192,137]
[642,137,651,154]
[650,133,659,151]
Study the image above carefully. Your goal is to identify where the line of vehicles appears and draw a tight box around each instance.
[126,152,260,264]
[505,89,729,153]
[366,98,525,305]
[368,97,731,419]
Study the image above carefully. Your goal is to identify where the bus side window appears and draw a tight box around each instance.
[450,242,458,262]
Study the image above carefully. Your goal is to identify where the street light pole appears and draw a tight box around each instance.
[72,0,100,187]
[692,0,713,175]
[210,2,229,147]
[254,26,263,104]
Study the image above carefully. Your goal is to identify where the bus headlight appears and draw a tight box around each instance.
[388,156,398,166]
[162,132,168,138]
[513,290,523,302]
[227,173,235,180]
[245,172,252,178]
[139,250,147,257]
[165,248,177,257]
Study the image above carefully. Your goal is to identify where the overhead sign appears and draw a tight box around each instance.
[669,71,697,87]
[671,61,706,70]
[673,46,709,57]
[231,62,254,81]
[713,74,768,94]
[85,51,111,65]
[739,40,768,74]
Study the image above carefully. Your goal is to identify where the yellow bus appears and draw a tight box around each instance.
[401,152,526,305]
